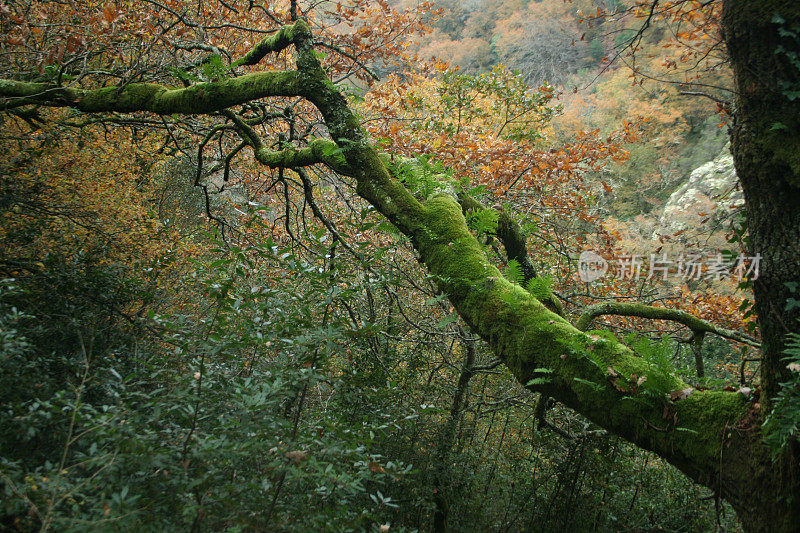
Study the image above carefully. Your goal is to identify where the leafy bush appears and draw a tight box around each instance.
[0,242,413,532]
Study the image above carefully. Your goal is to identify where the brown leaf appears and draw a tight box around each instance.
[102,4,120,24]
[668,387,694,401]
[369,461,386,474]
[284,450,308,463]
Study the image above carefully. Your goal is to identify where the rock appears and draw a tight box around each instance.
[654,143,743,237]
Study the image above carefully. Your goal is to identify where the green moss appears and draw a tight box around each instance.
[74,83,162,112]
[254,139,350,173]
[233,23,299,66]
[669,390,749,461]
[765,130,800,184]
[386,191,750,474]
[72,72,303,114]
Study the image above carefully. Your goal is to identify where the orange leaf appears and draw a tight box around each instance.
[102,4,120,25]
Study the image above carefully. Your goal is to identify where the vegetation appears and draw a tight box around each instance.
[0,0,799,531]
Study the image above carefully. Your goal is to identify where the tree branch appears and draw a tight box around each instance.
[234,24,301,67]
[0,71,302,114]
[575,301,760,348]
[458,194,565,317]
[254,138,351,175]
[0,18,757,505]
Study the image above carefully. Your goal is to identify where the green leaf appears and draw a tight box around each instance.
[201,54,228,80]
[573,378,603,392]
[505,259,524,284]
[525,377,551,387]
[466,208,499,235]
[435,312,459,329]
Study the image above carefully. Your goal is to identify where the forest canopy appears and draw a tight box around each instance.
[1,1,799,531]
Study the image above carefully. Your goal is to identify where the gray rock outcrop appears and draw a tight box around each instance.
[655,143,743,236]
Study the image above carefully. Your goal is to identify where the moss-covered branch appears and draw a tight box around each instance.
[288,20,427,232]
[457,195,537,280]
[0,71,302,114]
[0,18,763,512]
[234,24,301,67]
[254,138,351,175]
[457,194,564,316]
[280,19,753,489]
[413,195,753,486]
[576,301,761,347]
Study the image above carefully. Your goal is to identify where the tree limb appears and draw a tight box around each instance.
[234,24,301,67]
[254,138,351,175]
[0,71,302,114]
[458,194,565,317]
[575,301,760,348]
[0,18,756,505]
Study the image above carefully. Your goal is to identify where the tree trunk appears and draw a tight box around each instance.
[710,424,798,532]
[722,0,800,406]
[432,330,476,532]
[720,1,800,528]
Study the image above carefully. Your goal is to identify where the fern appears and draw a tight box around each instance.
[466,207,499,236]
[623,333,678,375]
[763,333,800,456]
[505,259,524,284]
[525,276,552,300]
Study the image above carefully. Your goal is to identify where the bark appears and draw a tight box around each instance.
[718,1,800,527]
[690,332,705,380]
[722,0,800,405]
[458,194,564,316]
[0,72,302,113]
[576,301,760,347]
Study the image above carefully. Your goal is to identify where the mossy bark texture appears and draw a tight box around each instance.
[723,1,800,405]
[720,2,800,528]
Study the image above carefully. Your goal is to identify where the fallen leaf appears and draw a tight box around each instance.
[668,387,694,401]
